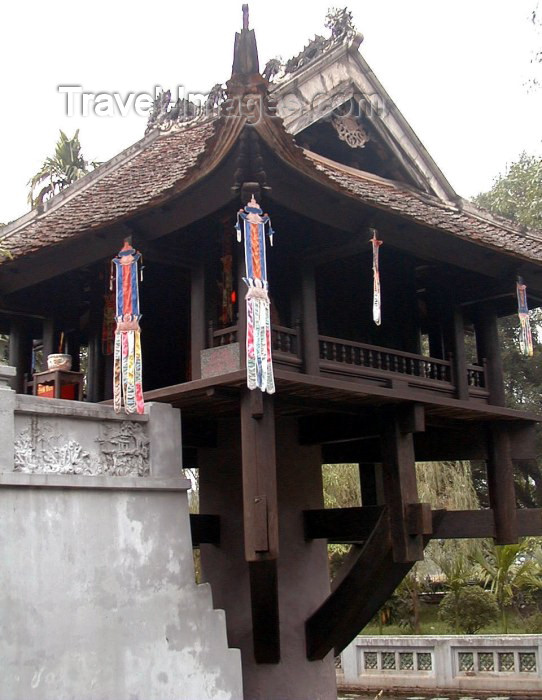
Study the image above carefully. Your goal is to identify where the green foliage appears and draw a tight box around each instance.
[473,153,542,230]
[27,130,97,208]
[474,539,542,632]
[322,463,361,578]
[474,152,542,506]
[438,585,499,634]
[322,463,361,509]
[525,611,542,632]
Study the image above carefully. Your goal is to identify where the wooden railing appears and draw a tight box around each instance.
[206,323,487,398]
[467,362,486,389]
[271,324,300,357]
[319,336,452,383]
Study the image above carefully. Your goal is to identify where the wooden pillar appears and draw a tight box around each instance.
[486,423,518,544]
[475,310,506,406]
[8,319,32,394]
[359,463,384,506]
[450,306,469,401]
[190,260,206,380]
[86,276,105,403]
[380,405,426,563]
[240,388,278,561]
[301,263,320,375]
[427,322,444,359]
[66,330,81,372]
[42,319,55,365]
[237,252,247,370]
[240,387,280,662]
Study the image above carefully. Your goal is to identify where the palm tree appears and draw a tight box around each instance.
[27,130,95,208]
[474,539,542,632]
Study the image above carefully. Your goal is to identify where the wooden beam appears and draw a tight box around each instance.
[189,514,220,546]
[305,507,413,660]
[430,508,542,539]
[303,506,384,543]
[517,508,542,537]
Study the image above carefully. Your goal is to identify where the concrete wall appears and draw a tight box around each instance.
[340,634,542,695]
[0,367,243,700]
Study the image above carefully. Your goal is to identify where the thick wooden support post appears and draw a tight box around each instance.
[240,388,278,560]
[249,560,280,663]
[240,387,280,662]
[475,311,506,406]
[301,263,320,375]
[190,260,206,380]
[380,405,425,563]
[486,423,518,544]
[451,307,469,401]
[8,319,32,394]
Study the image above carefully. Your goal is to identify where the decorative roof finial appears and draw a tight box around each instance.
[229,3,260,84]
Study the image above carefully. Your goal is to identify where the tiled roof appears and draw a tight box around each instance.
[2,113,542,269]
[0,119,217,260]
[304,151,542,264]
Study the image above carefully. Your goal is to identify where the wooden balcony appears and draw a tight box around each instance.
[207,323,489,404]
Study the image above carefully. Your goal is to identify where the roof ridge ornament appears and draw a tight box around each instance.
[227,4,268,98]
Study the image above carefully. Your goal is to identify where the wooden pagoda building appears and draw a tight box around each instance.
[1,8,542,699]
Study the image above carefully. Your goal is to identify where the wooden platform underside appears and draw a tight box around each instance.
[144,369,540,423]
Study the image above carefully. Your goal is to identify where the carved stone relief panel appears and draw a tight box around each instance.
[14,419,150,476]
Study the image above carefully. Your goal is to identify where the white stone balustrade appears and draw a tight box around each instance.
[340,635,542,695]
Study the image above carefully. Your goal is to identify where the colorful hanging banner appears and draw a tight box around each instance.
[516,276,533,357]
[235,195,276,394]
[370,228,382,326]
[111,242,145,414]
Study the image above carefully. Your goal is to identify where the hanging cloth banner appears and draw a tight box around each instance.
[235,195,276,394]
[111,242,145,414]
[370,228,382,326]
[516,276,534,357]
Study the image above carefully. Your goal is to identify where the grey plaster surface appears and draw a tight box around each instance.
[0,483,243,700]
[0,366,15,471]
[0,391,242,699]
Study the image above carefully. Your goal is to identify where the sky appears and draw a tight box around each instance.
[1,0,541,225]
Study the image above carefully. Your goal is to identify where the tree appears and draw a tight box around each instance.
[27,130,96,208]
[438,585,499,634]
[474,153,542,506]
[474,539,542,632]
[474,153,542,230]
